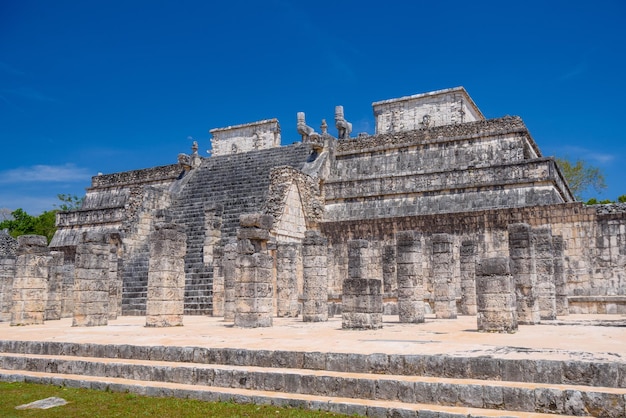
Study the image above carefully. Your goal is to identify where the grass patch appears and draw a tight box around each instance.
[0,381,351,417]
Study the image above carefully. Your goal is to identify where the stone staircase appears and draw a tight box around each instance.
[168,143,312,315]
[0,340,624,417]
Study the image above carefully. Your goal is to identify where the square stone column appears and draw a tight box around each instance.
[342,239,383,329]
[234,213,274,328]
[222,240,237,321]
[276,242,300,318]
[533,226,557,320]
[476,257,517,333]
[145,223,187,327]
[432,233,457,319]
[508,223,540,325]
[72,231,112,327]
[395,231,425,323]
[45,251,64,320]
[302,231,328,322]
[553,235,569,316]
[459,239,477,316]
[0,256,16,322]
[11,235,50,326]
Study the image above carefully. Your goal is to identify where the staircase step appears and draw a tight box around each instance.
[1,352,623,416]
[0,369,586,418]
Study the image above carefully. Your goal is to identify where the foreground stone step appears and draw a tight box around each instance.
[1,353,623,416]
[0,370,583,418]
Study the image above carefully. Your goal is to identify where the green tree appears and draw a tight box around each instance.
[0,208,57,243]
[555,157,607,201]
[55,194,84,211]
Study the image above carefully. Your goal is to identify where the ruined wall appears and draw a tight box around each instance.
[320,203,626,313]
[210,119,281,156]
[373,87,484,134]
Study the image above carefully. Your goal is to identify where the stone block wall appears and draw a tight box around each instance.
[210,119,281,156]
[372,87,484,134]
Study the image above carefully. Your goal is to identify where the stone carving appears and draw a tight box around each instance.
[276,242,300,317]
[533,226,557,320]
[508,223,540,325]
[297,112,320,143]
[334,105,352,139]
[431,233,457,319]
[177,141,201,171]
[459,239,477,315]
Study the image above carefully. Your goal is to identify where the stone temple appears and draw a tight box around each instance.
[1,87,626,416]
[2,86,623,324]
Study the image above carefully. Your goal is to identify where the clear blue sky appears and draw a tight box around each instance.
[1,0,624,214]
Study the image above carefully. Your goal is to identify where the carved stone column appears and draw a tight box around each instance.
[432,233,457,319]
[276,242,300,317]
[476,257,517,333]
[342,239,382,329]
[396,231,424,323]
[459,239,477,315]
[508,223,540,325]
[533,226,556,320]
[234,214,274,328]
[45,251,64,320]
[222,240,237,321]
[11,235,50,326]
[0,256,16,322]
[553,235,569,316]
[302,231,328,322]
[145,223,187,327]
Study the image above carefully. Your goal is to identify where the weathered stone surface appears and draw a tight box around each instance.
[431,233,457,319]
[11,235,50,326]
[508,223,540,325]
[395,231,424,323]
[476,257,517,333]
[302,231,328,322]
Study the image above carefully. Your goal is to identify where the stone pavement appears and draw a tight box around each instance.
[1,314,624,363]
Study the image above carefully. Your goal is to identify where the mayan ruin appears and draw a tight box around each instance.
[1,87,625,416]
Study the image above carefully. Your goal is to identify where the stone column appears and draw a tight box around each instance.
[145,223,187,327]
[234,213,274,328]
[459,239,477,315]
[342,239,383,329]
[45,251,64,320]
[553,235,569,316]
[11,235,51,326]
[222,240,237,321]
[476,257,517,333]
[382,244,396,295]
[107,233,122,320]
[73,231,111,327]
[212,243,225,317]
[533,226,556,320]
[276,242,300,317]
[0,256,16,322]
[508,223,540,325]
[395,231,424,323]
[432,233,457,319]
[302,231,328,322]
